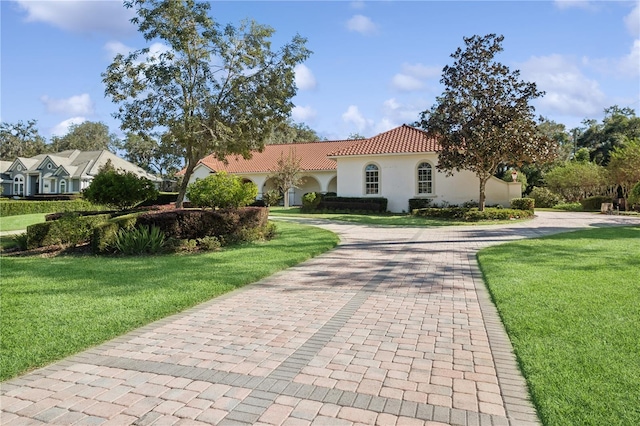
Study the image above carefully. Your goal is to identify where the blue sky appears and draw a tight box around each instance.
[1,0,639,141]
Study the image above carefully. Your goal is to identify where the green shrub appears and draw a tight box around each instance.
[529,186,561,208]
[138,192,178,207]
[83,164,158,210]
[318,196,388,212]
[91,214,139,253]
[301,192,321,212]
[554,202,583,211]
[412,207,534,221]
[113,226,165,255]
[510,198,535,210]
[629,182,640,207]
[0,199,104,217]
[197,236,222,251]
[186,172,257,209]
[263,190,282,207]
[580,196,614,211]
[11,233,28,251]
[27,213,112,249]
[408,198,433,211]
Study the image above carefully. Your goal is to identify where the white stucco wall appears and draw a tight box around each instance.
[335,153,522,212]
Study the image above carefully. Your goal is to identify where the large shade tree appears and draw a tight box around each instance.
[417,34,557,210]
[103,0,310,207]
[0,120,47,160]
[607,139,640,209]
[49,121,121,153]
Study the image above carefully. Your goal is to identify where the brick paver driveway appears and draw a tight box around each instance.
[2,211,638,425]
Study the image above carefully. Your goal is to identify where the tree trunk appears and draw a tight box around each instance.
[283,188,290,208]
[175,158,196,208]
[478,176,488,212]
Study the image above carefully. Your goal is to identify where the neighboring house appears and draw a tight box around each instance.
[189,125,522,212]
[2,150,163,198]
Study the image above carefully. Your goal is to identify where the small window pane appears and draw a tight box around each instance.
[417,162,432,194]
[365,164,379,195]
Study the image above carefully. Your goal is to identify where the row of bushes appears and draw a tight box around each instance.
[0,199,105,217]
[413,207,535,221]
[302,193,388,213]
[24,207,272,254]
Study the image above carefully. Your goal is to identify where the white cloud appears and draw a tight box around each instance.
[350,1,366,10]
[346,15,377,35]
[553,0,595,10]
[391,63,440,92]
[342,105,372,132]
[391,74,425,91]
[624,5,640,37]
[519,54,606,117]
[51,117,86,137]
[618,39,640,77]
[16,0,136,37]
[292,105,317,122]
[382,98,427,123]
[104,41,132,58]
[294,64,317,91]
[41,94,94,116]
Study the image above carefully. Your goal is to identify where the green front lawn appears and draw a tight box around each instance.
[478,226,640,426]
[0,221,339,381]
[0,213,47,232]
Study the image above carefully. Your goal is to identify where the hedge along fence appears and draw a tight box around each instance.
[413,207,534,222]
[92,207,270,253]
[317,196,388,213]
[0,199,106,217]
[26,213,112,249]
[510,198,535,211]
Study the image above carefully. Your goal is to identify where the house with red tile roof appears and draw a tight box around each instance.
[189,125,521,212]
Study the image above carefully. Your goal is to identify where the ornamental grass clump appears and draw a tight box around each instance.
[113,225,165,255]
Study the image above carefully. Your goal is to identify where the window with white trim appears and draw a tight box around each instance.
[417,162,433,194]
[365,164,379,195]
[13,175,24,196]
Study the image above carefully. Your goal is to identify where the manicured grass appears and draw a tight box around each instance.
[477,226,640,426]
[268,207,523,226]
[0,213,47,232]
[0,221,339,381]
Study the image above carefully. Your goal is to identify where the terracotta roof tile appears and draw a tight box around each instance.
[328,125,440,157]
[193,125,439,174]
[197,139,366,173]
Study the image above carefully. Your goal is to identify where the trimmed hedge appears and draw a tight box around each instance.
[317,196,388,213]
[135,207,269,241]
[408,198,434,211]
[26,213,112,249]
[0,199,105,217]
[510,198,535,211]
[580,196,614,211]
[138,192,179,207]
[413,207,534,222]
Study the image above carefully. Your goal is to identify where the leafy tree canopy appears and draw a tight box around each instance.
[0,120,47,160]
[417,34,557,210]
[103,0,311,208]
[577,105,640,165]
[123,132,183,179]
[267,120,324,144]
[607,138,640,208]
[50,121,121,153]
[544,161,607,203]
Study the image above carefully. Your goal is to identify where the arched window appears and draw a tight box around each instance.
[365,164,379,195]
[59,180,67,193]
[417,162,433,194]
[13,175,25,196]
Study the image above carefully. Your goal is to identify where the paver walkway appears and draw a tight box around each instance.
[1,211,638,426]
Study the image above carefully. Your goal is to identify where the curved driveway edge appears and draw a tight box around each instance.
[1,212,638,426]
